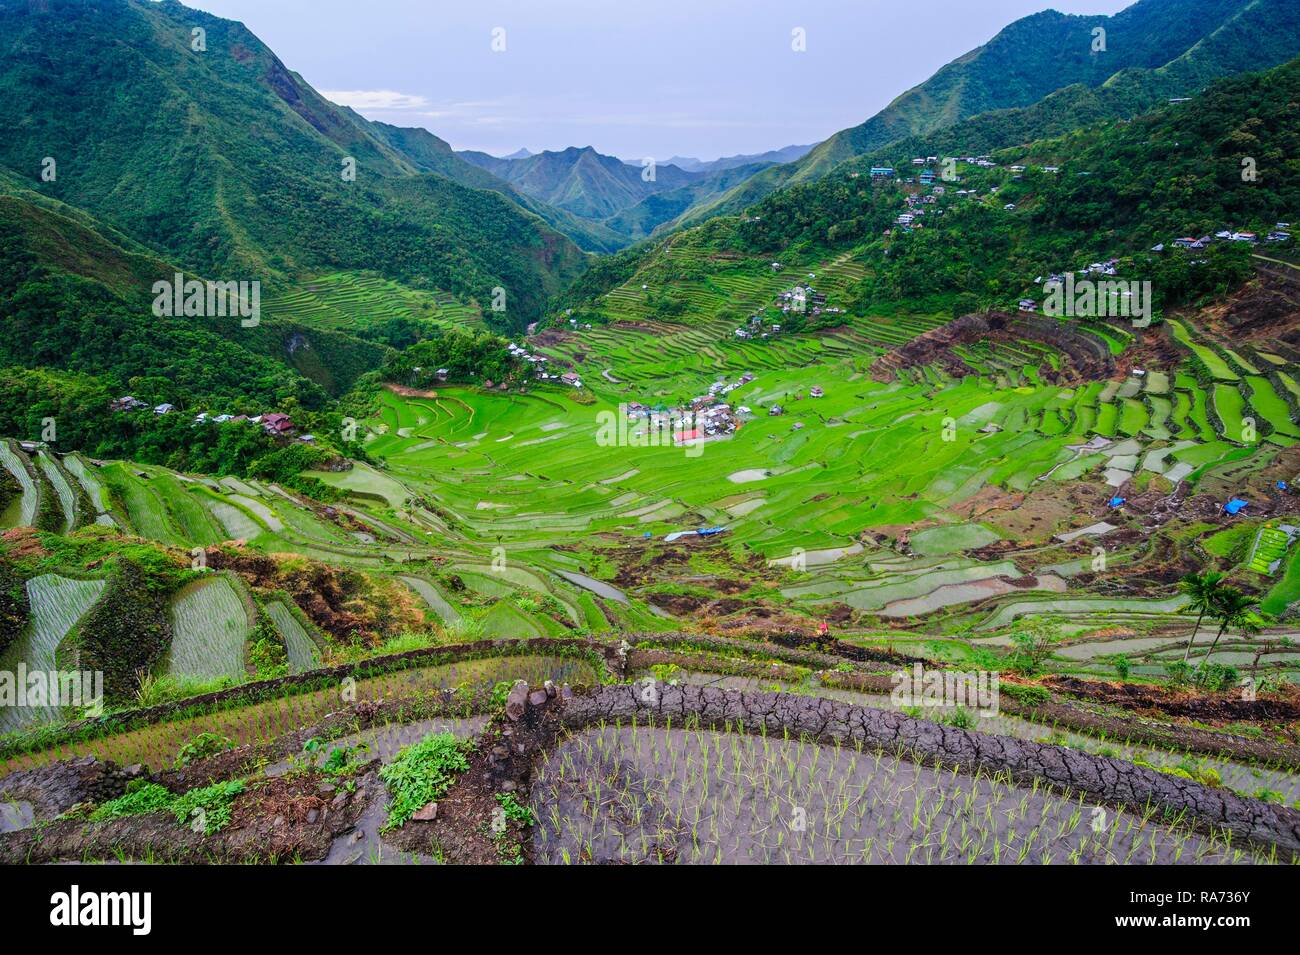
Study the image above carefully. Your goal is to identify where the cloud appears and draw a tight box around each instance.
[320,89,429,110]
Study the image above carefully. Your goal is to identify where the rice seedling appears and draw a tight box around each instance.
[530,723,1279,865]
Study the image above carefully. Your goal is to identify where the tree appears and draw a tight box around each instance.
[1179,571,1226,663]
[1008,617,1062,674]
[1194,587,1262,680]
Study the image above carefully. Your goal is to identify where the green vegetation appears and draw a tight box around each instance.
[378,731,474,830]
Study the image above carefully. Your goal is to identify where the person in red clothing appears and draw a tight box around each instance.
[817,620,829,637]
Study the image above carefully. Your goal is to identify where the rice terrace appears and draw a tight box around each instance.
[2,1,1300,914]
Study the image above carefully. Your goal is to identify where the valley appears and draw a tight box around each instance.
[1,0,1300,877]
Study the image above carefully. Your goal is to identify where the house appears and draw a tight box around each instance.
[153,403,175,415]
[1268,231,1292,243]
[560,372,583,388]
[1231,232,1258,243]
[870,166,894,178]
[111,395,147,412]
[297,434,316,444]
[810,386,824,398]
[1151,243,1165,253]
[1018,299,1038,313]
[1173,236,1209,250]
[1004,203,1016,211]
[214,414,234,423]
[768,405,784,416]
[262,412,294,435]
[434,368,449,383]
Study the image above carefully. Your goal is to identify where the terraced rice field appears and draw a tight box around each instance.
[166,577,252,682]
[264,271,481,333]
[0,442,38,528]
[0,575,107,731]
[265,601,321,674]
[0,655,598,773]
[531,724,1264,864]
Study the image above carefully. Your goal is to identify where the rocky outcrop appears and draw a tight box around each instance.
[871,311,1115,383]
[0,755,146,821]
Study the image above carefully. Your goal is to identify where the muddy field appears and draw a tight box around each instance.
[529,724,1272,865]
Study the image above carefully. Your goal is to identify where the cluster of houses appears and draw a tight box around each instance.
[505,341,560,382]
[734,283,844,340]
[502,340,584,388]
[1157,224,1292,251]
[1018,260,1124,312]
[625,372,758,441]
[109,396,313,442]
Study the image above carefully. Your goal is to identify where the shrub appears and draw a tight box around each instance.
[89,782,175,821]
[172,780,245,835]
[76,558,175,701]
[1001,683,1050,707]
[378,732,473,830]
[0,560,29,657]
[175,732,235,768]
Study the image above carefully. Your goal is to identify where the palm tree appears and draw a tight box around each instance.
[1194,587,1261,678]
[1179,571,1226,662]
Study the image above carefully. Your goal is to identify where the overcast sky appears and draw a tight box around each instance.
[183,0,1134,160]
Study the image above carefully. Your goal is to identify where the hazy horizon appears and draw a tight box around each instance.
[182,0,1133,160]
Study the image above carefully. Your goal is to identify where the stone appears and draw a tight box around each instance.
[412,801,438,822]
[528,690,549,707]
[505,681,529,721]
[306,808,320,824]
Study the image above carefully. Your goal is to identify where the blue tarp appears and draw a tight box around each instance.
[1108,497,1125,508]
[1279,481,1289,491]
[662,526,728,543]
[1225,498,1249,515]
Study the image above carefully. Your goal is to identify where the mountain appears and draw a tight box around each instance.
[671,0,1300,230]
[570,53,1299,329]
[502,148,534,160]
[458,144,811,247]
[663,144,816,174]
[458,146,700,221]
[0,0,588,326]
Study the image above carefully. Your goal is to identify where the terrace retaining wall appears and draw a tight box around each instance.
[557,683,1300,856]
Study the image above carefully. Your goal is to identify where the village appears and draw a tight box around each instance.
[107,396,316,443]
[734,277,846,341]
[868,154,1292,314]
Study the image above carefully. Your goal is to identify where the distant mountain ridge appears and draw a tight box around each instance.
[0,0,588,324]
[457,143,797,247]
[661,144,816,174]
[671,0,1299,230]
